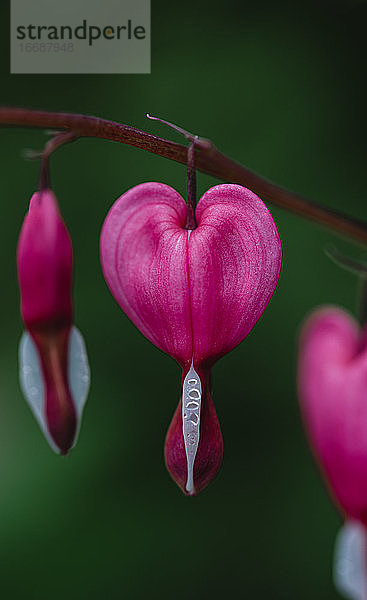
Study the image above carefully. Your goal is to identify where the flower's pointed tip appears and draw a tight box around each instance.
[165,392,223,497]
[185,479,196,497]
[48,412,77,455]
[185,485,198,498]
[19,326,90,454]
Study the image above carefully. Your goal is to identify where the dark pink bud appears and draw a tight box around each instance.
[17,190,73,330]
[101,182,281,494]
[17,190,89,455]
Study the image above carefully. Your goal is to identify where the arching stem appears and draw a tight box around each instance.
[325,245,367,326]
[38,131,78,190]
[325,246,367,277]
[2,106,367,245]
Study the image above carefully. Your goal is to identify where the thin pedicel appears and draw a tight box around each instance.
[1,106,367,244]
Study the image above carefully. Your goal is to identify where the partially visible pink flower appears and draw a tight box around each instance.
[298,307,367,598]
[17,189,89,455]
[298,307,367,524]
[101,182,282,494]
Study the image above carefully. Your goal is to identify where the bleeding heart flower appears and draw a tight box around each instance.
[17,189,90,455]
[298,307,367,524]
[298,307,367,599]
[101,182,282,494]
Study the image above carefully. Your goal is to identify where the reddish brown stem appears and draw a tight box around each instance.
[39,131,77,190]
[146,114,199,229]
[1,106,367,244]
[185,141,197,230]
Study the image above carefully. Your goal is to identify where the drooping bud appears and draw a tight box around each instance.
[17,189,89,454]
[101,182,282,494]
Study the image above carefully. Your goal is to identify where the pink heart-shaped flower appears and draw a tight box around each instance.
[101,182,282,494]
[299,307,367,524]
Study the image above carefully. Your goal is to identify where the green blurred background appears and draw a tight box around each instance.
[1,0,367,597]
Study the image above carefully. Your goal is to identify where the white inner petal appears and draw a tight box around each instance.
[182,362,202,495]
[18,326,90,453]
[19,331,58,453]
[67,326,90,446]
[334,520,367,600]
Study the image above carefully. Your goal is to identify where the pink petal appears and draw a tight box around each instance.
[100,182,282,367]
[298,307,367,524]
[190,184,282,364]
[100,182,192,364]
[17,190,73,329]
